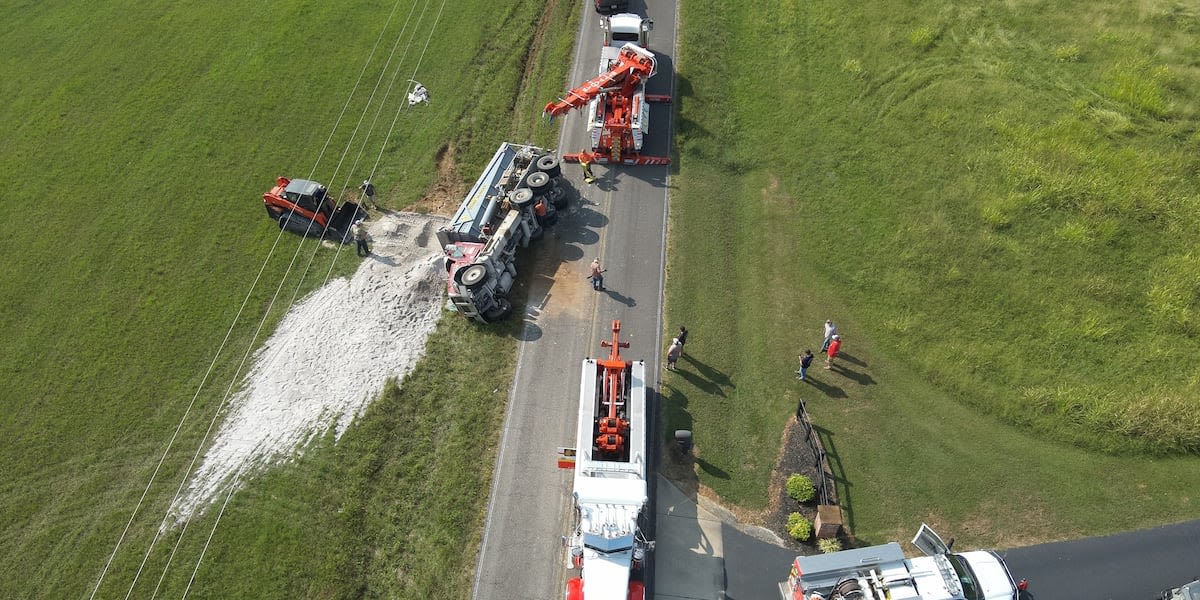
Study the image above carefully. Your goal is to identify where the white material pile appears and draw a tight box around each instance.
[170,212,447,522]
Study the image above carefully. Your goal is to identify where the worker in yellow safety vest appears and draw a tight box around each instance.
[580,157,596,184]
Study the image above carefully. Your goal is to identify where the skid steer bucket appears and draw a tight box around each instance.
[327,201,365,243]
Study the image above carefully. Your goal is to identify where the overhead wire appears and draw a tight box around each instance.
[142,3,427,598]
[86,1,418,598]
[169,0,451,595]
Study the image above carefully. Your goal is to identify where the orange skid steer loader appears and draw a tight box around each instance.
[262,177,364,243]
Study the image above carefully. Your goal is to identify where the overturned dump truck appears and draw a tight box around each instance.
[436,143,567,323]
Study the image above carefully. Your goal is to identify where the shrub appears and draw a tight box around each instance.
[787,512,813,541]
[786,474,816,503]
[818,538,843,554]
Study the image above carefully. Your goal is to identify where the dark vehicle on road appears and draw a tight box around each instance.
[594,0,628,14]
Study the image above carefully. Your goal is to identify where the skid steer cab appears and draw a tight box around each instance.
[262,177,364,243]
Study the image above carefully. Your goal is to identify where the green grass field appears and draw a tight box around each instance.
[8,0,1200,596]
[665,0,1200,546]
[0,1,576,597]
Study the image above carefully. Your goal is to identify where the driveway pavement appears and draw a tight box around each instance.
[1002,519,1200,600]
[654,475,798,600]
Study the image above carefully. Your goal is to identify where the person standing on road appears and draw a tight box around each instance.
[797,349,814,381]
[580,157,596,184]
[666,338,683,370]
[821,320,837,352]
[352,219,370,257]
[589,258,605,291]
[825,335,841,370]
[359,179,379,210]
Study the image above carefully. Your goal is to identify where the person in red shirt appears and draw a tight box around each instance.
[825,335,842,370]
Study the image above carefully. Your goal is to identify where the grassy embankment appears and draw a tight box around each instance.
[665,0,1200,547]
[0,1,576,597]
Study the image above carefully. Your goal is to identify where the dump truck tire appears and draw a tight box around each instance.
[459,263,489,290]
[525,171,551,194]
[536,154,562,178]
[511,188,536,208]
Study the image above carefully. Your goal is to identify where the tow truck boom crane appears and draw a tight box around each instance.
[543,43,670,166]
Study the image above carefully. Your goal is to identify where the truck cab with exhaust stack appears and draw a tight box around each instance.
[780,524,1026,600]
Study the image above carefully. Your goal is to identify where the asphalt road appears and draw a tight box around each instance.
[473,3,1200,599]
[471,1,677,598]
[1001,519,1200,600]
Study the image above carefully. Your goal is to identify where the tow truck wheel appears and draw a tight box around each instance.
[526,171,551,194]
[511,187,536,208]
[459,263,489,290]
[536,154,562,178]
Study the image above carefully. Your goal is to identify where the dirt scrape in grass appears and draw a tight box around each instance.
[407,143,465,217]
[170,212,448,523]
[509,0,560,135]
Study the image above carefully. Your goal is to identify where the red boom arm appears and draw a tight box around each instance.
[543,44,658,118]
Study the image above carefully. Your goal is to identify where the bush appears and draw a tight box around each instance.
[786,474,816,503]
[818,538,843,554]
[787,512,813,541]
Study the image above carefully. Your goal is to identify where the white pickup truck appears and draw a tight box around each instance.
[1162,578,1200,600]
[779,524,1026,600]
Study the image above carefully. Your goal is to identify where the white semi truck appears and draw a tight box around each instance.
[779,524,1027,600]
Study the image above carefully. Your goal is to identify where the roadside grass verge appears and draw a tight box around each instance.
[666,0,1200,546]
[0,0,576,597]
